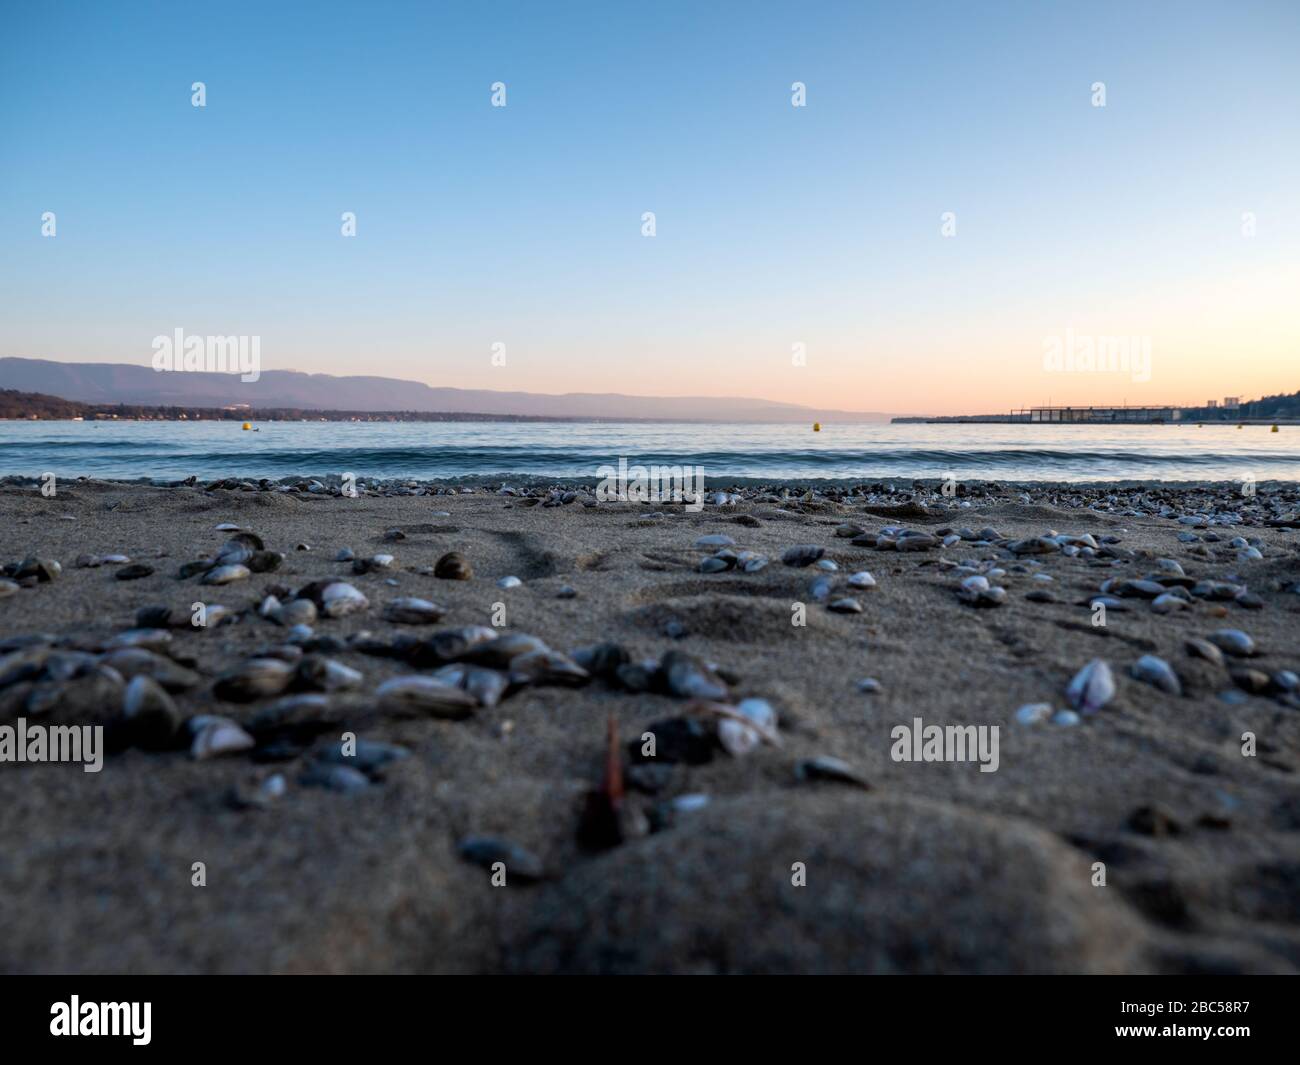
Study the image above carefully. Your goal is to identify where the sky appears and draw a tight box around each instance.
[1,0,1297,416]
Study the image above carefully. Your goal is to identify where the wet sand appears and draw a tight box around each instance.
[1,478,1299,974]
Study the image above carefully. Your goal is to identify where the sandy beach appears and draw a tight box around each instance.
[1,476,1298,974]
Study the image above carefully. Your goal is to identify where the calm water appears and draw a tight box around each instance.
[0,421,1296,483]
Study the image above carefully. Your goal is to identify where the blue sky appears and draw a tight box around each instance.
[1,0,1297,413]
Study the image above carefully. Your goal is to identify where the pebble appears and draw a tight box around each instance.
[847,571,876,589]
[857,677,882,693]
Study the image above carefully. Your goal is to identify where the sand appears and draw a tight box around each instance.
[1,479,1298,974]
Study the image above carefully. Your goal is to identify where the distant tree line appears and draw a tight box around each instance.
[1179,390,1300,421]
[0,389,599,423]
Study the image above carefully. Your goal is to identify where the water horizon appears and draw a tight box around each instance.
[1,419,1296,485]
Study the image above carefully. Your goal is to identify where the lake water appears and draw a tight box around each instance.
[0,420,1296,484]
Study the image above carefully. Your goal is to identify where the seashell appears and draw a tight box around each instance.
[247,550,284,573]
[246,692,339,738]
[1230,668,1271,695]
[300,763,371,793]
[1130,655,1182,696]
[716,698,777,757]
[202,563,250,585]
[352,553,394,574]
[335,547,355,562]
[190,717,256,760]
[382,597,446,624]
[0,579,18,599]
[556,584,578,598]
[1053,709,1081,726]
[411,624,499,666]
[699,556,730,574]
[835,523,865,538]
[293,655,364,692]
[828,597,863,613]
[736,551,768,573]
[376,675,477,719]
[114,563,154,581]
[781,544,825,567]
[121,675,182,749]
[105,628,172,651]
[808,576,832,601]
[894,531,938,552]
[272,598,317,627]
[958,574,1005,607]
[1066,659,1115,714]
[1150,593,1187,614]
[177,559,216,579]
[429,663,511,708]
[15,557,62,582]
[457,836,546,882]
[1184,636,1225,668]
[1192,580,1245,601]
[847,571,876,589]
[214,523,244,532]
[497,575,523,588]
[694,534,735,549]
[1006,538,1056,555]
[99,648,200,692]
[1014,703,1053,725]
[434,552,473,580]
[317,582,370,618]
[458,631,547,668]
[259,594,282,618]
[661,650,728,701]
[815,558,838,571]
[1154,558,1185,576]
[1208,628,1256,657]
[795,756,870,789]
[508,649,591,687]
[213,657,295,702]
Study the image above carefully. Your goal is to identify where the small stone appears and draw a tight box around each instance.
[115,563,154,581]
[190,718,256,760]
[1014,703,1053,725]
[434,552,473,580]
[457,836,545,882]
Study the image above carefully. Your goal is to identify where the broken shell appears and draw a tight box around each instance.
[661,650,728,701]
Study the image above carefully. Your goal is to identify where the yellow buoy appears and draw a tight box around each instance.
[1237,424,1243,429]
[1272,424,1279,432]
[242,422,252,431]
[812,422,821,432]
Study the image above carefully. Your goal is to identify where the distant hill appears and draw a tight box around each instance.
[0,358,893,423]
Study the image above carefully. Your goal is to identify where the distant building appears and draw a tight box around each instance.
[1206,399,1218,408]
[1224,396,1240,409]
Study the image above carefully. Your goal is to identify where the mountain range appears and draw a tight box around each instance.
[0,358,892,423]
